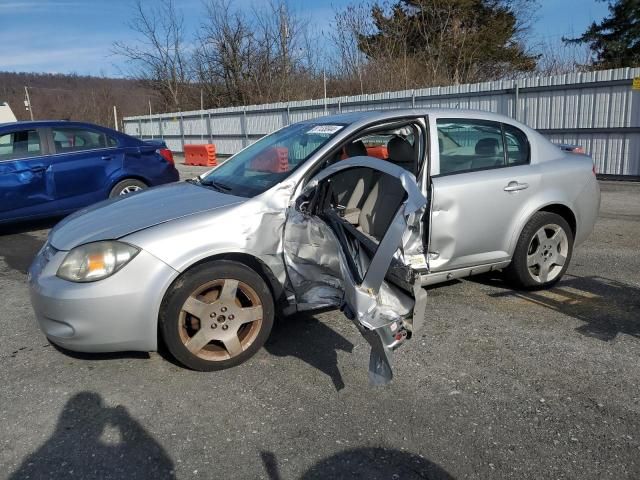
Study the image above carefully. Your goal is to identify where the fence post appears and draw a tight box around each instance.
[411,90,416,108]
[179,114,185,152]
[513,81,519,121]
[207,112,213,144]
[138,119,143,139]
[241,108,249,148]
[158,116,163,141]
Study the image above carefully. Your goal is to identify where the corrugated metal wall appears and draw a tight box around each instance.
[123,67,640,176]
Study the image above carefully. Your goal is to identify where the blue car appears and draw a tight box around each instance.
[0,120,179,224]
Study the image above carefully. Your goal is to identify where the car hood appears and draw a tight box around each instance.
[48,182,246,250]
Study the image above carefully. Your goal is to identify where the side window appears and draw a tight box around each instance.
[52,128,107,153]
[341,124,421,174]
[436,119,505,175]
[107,136,119,147]
[0,130,42,161]
[503,124,530,166]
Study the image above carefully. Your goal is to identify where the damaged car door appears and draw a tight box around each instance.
[283,157,428,384]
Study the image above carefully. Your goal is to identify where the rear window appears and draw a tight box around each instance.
[0,129,42,161]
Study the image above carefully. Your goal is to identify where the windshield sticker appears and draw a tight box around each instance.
[307,125,343,135]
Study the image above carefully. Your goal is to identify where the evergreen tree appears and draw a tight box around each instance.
[358,0,538,84]
[565,0,640,69]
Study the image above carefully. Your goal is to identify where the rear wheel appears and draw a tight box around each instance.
[505,211,573,289]
[159,261,274,371]
[109,179,147,198]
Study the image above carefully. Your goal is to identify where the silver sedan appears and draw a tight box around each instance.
[28,109,600,383]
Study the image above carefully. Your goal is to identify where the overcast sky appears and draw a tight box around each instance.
[0,0,610,77]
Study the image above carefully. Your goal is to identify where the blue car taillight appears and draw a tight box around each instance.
[157,148,174,164]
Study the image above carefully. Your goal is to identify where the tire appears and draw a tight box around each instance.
[109,179,147,198]
[504,211,574,290]
[159,260,274,371]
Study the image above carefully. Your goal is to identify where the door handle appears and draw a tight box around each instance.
[101,155,113,161]
[504,181,529,192]
[29,166,46,173]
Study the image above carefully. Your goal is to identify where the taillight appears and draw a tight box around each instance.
[574,146,585,154]
[158,148,174,164]
[592,164,597,175]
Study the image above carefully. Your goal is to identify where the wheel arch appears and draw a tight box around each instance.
[509,202,577,259]
[538,203,577,237]
[160,252,290,321]
[107,174,150,194]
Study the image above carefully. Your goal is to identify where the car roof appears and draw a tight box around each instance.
[310,108,523,126]
[0,120,108,129]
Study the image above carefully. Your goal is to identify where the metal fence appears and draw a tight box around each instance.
[124,67,640,176]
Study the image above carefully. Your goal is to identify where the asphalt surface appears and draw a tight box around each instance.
[0,166,638,479]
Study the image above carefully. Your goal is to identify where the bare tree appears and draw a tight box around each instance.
[193,0,318,107]
[330,3,373,95]
[113,0,190,110]
[535,39,593,76]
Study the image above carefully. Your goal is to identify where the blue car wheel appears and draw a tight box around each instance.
[109,179,148,198]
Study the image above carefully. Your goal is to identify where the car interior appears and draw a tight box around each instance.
[437,122,513,174]
[299,122,424,288]
[320,123,422,243]
[52,129,110,153]
[0,130,42,161]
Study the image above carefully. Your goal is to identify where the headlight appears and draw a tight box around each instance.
[57,241,140,282]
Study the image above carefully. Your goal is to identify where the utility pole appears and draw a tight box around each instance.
[113,105,119,131]
[200,88,204,142]
[149,99,154,139]
[24,86,34,120]
[323,69,328,115]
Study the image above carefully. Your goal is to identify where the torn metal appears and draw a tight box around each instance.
[283,157,428,385]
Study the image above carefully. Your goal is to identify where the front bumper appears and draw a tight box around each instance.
[28,244,179,353]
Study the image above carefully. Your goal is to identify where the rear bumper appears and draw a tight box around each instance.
[28,246,179,353]
[574,176,601,247]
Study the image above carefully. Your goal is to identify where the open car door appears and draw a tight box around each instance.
[283,157,428,385]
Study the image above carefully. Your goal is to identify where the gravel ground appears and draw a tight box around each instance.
[0,167,638,479]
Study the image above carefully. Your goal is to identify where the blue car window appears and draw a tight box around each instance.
[52,127,107,153]
[0,129,42,161]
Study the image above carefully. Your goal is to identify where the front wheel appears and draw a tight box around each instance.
[159,261,274,371]
[505,212,574,289]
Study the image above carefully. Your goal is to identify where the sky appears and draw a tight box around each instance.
[0,0,611,77]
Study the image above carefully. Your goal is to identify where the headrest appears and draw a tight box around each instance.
[387,136,414,167]
[345,140,367,157]
[475,138,499,156]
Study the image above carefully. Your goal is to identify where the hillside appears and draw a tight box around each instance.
[0,72,156,128]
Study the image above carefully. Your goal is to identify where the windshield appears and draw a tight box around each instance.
[199,122,345,198]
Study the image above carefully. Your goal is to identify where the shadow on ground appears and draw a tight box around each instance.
[9,392,175,480]
[261,448,454,480]
[0,218,59,274]
[473,273,640,341]
[50,343,151,362]
[265,313,354,391]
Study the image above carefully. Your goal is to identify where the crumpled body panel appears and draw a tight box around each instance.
[282,157,428,385]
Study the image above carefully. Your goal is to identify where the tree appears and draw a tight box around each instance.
[193,0,315,107]
[564,0,640,69]
[113,0,190,110]
[354,0,538,86]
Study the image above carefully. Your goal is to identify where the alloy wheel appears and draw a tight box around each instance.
[119,185,143,195]
[178,279,264,361]
[526,223,569,284]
